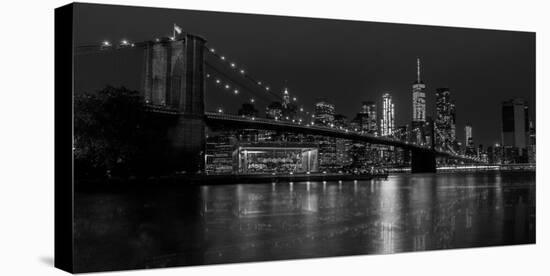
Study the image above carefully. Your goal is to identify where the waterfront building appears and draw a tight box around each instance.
[317,137,338,172]
[380,93,394,136]
[205,132,237,174]
[335,138,352,168]
[234,142,319,174]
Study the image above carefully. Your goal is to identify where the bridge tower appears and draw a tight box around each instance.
[142,33,207,174]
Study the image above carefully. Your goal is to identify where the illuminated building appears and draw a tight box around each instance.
[361,101,377,134]
[205,132,236,174]
[528,121,536,163]
[335,138,352,167]
[435,88,456,150]
[464,125,476,156]
[352,101,377,134]
[282,87,291,108]
[281,87,298,121]
[465,125,473,146]
[314,99,335,126]
[234,143,319,174]
[395,125,409,142]
[380,93,394,136]
[317,137,338,171]
[412,58,426,123]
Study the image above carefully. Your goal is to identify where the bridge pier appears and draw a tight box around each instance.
[167,114,205,174]
[411,149,436,173]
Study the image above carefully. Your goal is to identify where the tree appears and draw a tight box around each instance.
[74,86,152,179]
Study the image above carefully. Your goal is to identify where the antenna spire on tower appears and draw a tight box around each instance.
[417,57,421,83]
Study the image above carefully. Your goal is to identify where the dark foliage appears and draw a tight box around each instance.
[74,86,168,179]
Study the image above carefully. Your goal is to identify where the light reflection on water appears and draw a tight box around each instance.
[74,171,535,272]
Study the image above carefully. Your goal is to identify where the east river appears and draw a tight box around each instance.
[74,171,535,272]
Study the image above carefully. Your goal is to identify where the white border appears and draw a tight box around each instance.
[0,0,547,275]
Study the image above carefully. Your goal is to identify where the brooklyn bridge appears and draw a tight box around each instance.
[77,31,482,175]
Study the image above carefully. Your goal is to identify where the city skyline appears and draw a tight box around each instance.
[74,3,535,148]
[59,4,537,273]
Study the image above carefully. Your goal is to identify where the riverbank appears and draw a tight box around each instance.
[75,172,389,193]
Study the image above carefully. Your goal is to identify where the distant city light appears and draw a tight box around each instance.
[210,48,215,52]
[230,62,236,67]
[240,69,245,74]
[250,98,255,103]
[224,84,230,89]
[234,89,239,94]
[221,56,226,60]
[102,41,111,46]
[218,108,223,113]
[215,79,221,84]
[120,39,129,45]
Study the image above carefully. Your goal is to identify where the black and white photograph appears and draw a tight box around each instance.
[53,2,539,273]
[3,1,548,276]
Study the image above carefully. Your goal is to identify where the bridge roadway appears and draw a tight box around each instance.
[204,112,477,162]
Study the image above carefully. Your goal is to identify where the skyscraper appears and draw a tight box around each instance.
[465,125,473,146]
[449,101,457,142]
[435,88,456,150]
[361,101,378,134]
[282,87,290,108]
[280,87,298,121]
[352,101,377,134]
[314,98,335,126]
[502,98,529,161]
[412,58,426,123]
[381,93,394,136]
[502,98,529,149]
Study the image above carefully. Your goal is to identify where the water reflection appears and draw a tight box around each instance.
[74,171,535,272]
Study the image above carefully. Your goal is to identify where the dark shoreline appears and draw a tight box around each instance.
[75,173,387,193]
[75,169,536,193]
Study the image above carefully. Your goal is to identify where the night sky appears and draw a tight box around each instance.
[74,3,535,147]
